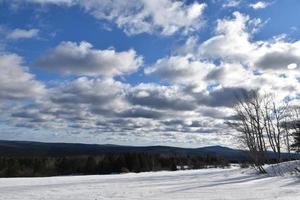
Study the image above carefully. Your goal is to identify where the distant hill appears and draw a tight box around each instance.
[0,140,251,161]
[0,140,298,161]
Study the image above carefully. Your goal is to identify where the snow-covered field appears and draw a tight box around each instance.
[0,165,300,200]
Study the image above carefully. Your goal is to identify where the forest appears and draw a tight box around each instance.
[0,152,230,177]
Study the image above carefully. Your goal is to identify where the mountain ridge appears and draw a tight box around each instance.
[0,140,250,161]
[1,140,297,161]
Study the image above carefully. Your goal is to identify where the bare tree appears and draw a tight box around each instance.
[227,90,292,173]
[260,95,288,162]
[227,90,267,173]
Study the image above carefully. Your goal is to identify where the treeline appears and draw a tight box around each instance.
[0,153,229,177]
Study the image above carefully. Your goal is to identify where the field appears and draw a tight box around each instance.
[0,164,300,200]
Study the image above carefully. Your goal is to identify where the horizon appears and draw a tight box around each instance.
[0,139,230,149]
[1,0,300,148]
[0,138,232,149]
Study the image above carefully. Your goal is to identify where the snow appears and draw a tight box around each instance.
[0,166,300,200]
[264,160,300,176]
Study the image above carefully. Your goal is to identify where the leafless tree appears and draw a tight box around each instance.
[227,90,293,173]
[260,94,288,162]
[227,90,267,173]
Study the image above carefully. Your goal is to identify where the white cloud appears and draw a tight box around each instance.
[222,0,241,8]
[145,55,215,91]
[205,62,254,88]
[8,76,130,130]
[254,40,300,71]
[150,12,300,103]
[198,12,255,63]
[28,0,74,4]
[51,77,129,113]
[0,53,45,100]
[6,28,39,40]
[13,0,206,36]
[179,12,300,74]
[35,41,143,77]
[127,83,197,111]
[6,75,234,146]
[249,1,270,10]
[2,4,300,147]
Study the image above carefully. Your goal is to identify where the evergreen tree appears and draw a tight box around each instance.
[85,156,97,174]
[292,130,300,152]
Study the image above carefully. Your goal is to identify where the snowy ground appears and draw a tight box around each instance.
[0,166,300,200]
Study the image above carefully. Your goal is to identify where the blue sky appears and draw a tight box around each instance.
[0,0,300,147]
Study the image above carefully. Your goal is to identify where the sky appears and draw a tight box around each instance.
[0,0,300,147]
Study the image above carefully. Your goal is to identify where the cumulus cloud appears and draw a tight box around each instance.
[127,83,196,111]
[196,12,300,73]
[26,0,74,5]
[145,55,215,91]
[12,109,55,123]
[6,28,39,40]
[7,74,233,146]
[249,1,270,10]
[222,0,241,8]
[21,11,296,147]
[80,0,206,36]
[0,27,39,40]
[178,12,300,74]
[205,63,255,89]
[0,53,45,100]
[254,40,300,70]
[118,107,162,119]
[147,11,300,107]
[194,87,250,107]
[3,5,300,147]
[51,77,129,114]
[11,0,206,36]
[35,41,143,77]
[8,77,129,130]
[198,12,254,63]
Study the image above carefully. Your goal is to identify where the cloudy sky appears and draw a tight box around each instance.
[0,0,300,147]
